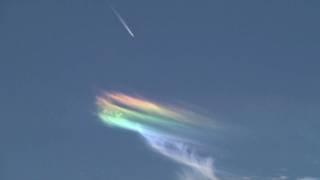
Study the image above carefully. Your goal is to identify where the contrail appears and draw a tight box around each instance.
[110,6,135,37]
[96,92,220,180]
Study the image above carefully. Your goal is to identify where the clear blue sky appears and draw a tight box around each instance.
[1,0,319,179]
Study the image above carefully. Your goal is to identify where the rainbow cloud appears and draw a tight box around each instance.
[96,92,219,180]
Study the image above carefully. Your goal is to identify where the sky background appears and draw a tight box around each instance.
[1,0,319,179]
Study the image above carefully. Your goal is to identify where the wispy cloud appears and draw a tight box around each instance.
[142,132,218,180]
[97,92,219,180]
[297,177,320,180]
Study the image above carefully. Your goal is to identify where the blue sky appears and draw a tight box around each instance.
[1,0,319,179]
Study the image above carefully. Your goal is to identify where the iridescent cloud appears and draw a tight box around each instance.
[96,92,219,180]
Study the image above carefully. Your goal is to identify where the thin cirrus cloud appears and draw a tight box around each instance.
[96,91,220,180]
[297,177,320,180]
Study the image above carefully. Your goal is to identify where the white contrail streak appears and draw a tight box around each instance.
[110,6,135,37]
